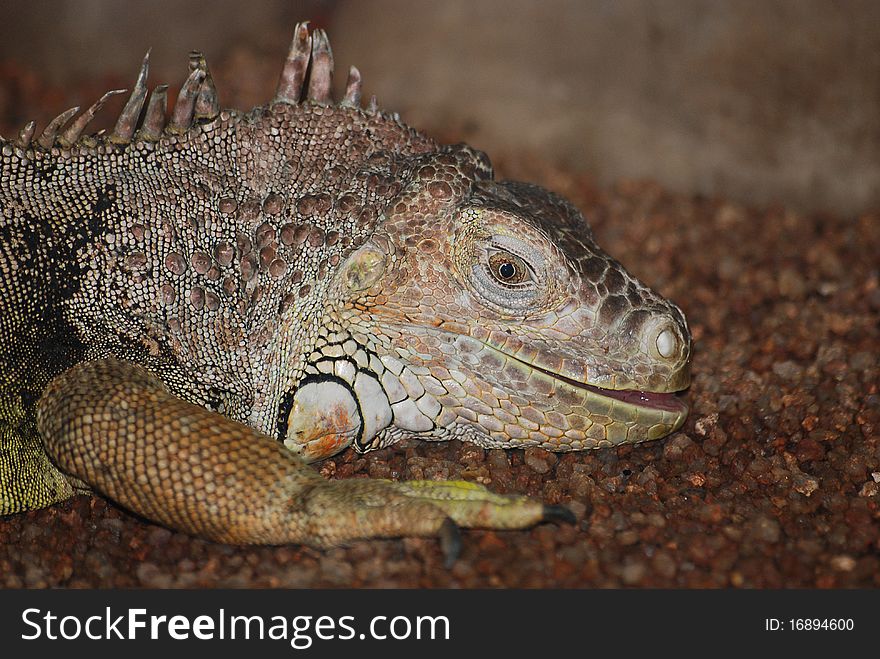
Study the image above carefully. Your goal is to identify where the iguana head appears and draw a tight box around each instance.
[286,144,691,458]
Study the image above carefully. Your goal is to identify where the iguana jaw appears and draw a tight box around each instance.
[477,339,690,444]
[365,315,690,447]
[500,345,689,415]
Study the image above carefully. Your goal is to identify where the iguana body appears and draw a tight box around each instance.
[1,25,691,553]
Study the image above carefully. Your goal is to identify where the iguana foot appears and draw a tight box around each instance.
[37,358,570,559]
[295,477,566,566]
[299,477,569,558]
[393,479,549,529]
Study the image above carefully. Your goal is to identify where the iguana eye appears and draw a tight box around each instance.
[487,252,530,285]
[459,232,546,313]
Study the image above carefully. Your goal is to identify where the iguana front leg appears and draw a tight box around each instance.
[36,358,568,555]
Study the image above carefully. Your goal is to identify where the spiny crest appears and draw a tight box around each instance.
[0,22,372,154]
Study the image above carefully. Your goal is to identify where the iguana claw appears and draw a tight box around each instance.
[439,518,462,568]
[541,504,577,525]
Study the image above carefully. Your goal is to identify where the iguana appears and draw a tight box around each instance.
[0,24,691,559]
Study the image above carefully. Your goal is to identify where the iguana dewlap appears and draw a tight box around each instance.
[0,24,691,555]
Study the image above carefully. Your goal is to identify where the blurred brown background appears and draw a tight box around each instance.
[1,0,878,216]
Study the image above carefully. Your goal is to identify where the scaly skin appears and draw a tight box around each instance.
[38,359,548,552]
[1,24,691,553]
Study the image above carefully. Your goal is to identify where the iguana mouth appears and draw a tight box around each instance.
[544,368,688,414]
[495,346,689,416]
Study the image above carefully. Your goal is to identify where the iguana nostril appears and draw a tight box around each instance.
[656,328,677,359]
[619,309,680,361]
